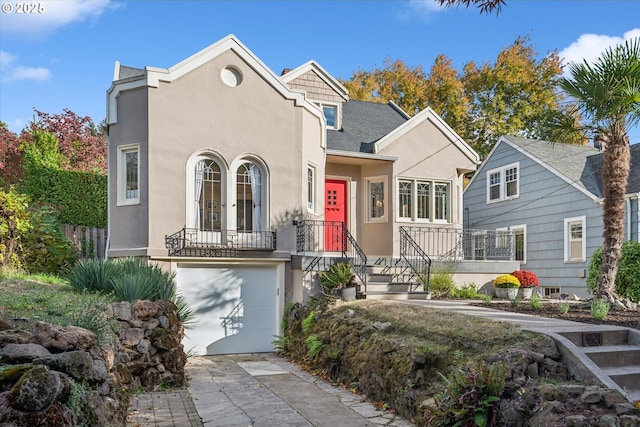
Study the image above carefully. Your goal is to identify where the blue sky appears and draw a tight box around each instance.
[1,0,639,142]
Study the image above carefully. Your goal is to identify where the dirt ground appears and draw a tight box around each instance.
[479,300,640,330]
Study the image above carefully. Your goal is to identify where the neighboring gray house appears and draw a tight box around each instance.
[463,135,640,298]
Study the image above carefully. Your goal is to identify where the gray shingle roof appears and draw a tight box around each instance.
[326,100,409,153]
[503,135,640,197]
[117,65,146,81]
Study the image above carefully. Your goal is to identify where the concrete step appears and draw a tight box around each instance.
[363,291,432,301]
[583,346,640,367]
[558,329,630,347]
[607,371,640,393]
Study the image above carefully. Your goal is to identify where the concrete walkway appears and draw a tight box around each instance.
[127,299,637,426]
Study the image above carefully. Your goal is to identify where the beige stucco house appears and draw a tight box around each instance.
[106,35,482,355]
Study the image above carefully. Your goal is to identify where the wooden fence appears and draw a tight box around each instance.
[63,224,108,259]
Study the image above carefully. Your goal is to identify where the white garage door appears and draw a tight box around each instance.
[176,264,279,355]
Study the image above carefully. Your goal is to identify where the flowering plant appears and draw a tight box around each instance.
[510,270,540,288]
[493,274,521,288]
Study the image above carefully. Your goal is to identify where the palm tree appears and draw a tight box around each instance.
[554,38,640,302]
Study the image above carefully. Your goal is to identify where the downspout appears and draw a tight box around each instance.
[637,193,640,242]
[105,129,111,260]
[626,197,631,242]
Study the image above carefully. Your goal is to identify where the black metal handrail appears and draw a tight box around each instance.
[294,220,367,291]
[399,226,432,293]
[165,228,277,256]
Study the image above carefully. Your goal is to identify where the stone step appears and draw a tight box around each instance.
[583,346,640,368]
[558,329,630,347]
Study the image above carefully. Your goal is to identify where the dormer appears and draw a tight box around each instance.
[281,61,349,130]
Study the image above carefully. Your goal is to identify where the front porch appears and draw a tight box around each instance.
[293,220,520,300]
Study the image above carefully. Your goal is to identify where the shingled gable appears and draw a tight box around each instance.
[280,60,349,102]
[373,106,480,165]
[107,34,322,126]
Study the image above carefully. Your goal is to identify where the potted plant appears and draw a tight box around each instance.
[318,262,356,300]
[510,270,540,299]
[493,274,521,300]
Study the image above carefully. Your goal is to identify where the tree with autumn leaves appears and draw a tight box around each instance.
[343,35,584,159]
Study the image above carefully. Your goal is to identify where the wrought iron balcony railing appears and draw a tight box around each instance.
[293,220,367,289]
[401,226,515,261]
[165,228,277,257]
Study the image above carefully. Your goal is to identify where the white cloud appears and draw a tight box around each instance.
[0,51,17,69]
[0,0,116,38]
[559,29,640,75]
[0,50,50,82]
[401,0,446,20]
[9,66,50,81]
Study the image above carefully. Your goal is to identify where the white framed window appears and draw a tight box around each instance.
[512,225,527,263]
[317,102,340,130]
[194,158,223,231]
[486,162,519,203]
[564,216,586,262]
[117,144,139,206]
[365,176,387,222]
[397,178,451,223]
[307,165,316,212]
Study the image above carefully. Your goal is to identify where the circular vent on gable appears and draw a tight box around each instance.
[221,66,243,87]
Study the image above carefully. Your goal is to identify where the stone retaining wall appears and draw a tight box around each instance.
[0,300,186,426]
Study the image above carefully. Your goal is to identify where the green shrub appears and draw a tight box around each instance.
[305,335,324,359]
[452,282,481,299]
[302,311,316,335]
[0,187,30,270]
[67,257,195,327]
[110,272,156,302]
[318,262,353,294]
[558,302,570,315]
[591,299,610,320]
[529,293,542,311]
[587,241,640,302]
[67,258,119,293]
[425,360,506,427]
[20,205,78,275]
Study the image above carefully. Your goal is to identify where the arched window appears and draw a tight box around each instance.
[194,159,222,231]
[236,162,262,232]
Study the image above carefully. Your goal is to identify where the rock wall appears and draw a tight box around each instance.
[0,300,186,427]
[283,303,640,427]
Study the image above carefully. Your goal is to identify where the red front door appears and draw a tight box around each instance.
[325,179,347,251]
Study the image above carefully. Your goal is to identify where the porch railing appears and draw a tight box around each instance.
[165,228,277,256]
[293,220,367,289]
[401,226,515,261]
[399,226,432,293]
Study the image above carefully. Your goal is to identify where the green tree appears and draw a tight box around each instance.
[550,38,640,302]
[343,36,580,159]
[461,35,581,158]
[0,187,30,270]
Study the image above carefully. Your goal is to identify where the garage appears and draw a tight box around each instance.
[175,263,282,355]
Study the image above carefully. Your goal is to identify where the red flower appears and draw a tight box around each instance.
[510,270,540,288]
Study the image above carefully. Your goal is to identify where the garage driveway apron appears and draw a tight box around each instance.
[186,353,415,427]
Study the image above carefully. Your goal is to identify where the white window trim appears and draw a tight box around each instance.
[317,101,341,130]
[511,224,527,264]
[486,162,519,203]
[564,216,586,263]
[307,163,317,213]
[365,176,388,223]
[117,144,140,206]
[396,177,452,224]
